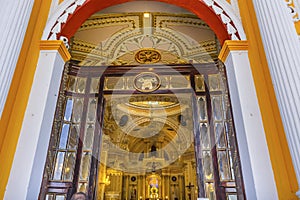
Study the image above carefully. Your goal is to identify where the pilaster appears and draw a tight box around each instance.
[251,0,300,197]
[219,40,279,200]
[4,41,69,199]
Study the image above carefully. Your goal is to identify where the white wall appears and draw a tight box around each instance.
[4,50,65,200]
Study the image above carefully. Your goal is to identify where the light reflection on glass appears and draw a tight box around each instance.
[64,98,73,121]
[55,195,65,200]
[59,124,70,149]
[46,194,54,200]
[227,194,237,200]
[53,152,65,180]
[218,151,230,180]
[63,152,76,181]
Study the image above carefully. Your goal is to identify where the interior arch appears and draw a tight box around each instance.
[44,0,246,44]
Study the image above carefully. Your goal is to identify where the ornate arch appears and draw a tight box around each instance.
[42,0,246,44]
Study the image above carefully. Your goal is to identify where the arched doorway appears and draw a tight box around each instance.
[39,2,246,199]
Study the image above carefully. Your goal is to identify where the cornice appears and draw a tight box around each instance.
[218,40,248,62]
[40,40,71,62]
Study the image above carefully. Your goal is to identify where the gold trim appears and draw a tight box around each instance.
[133,72,161,93]
[40,40,71,62]
[135,49,162,64]
[218,40,248,62]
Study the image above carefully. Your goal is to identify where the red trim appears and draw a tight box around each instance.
[59,0,229,44]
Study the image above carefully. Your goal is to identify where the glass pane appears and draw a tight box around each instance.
[64,98,73,121]
[126,76,135,90]
[55,195,66,200]
[227,194,237,200]
[200,123,210,149]
[218,151,231,180]
[198,97,207,121]
[195,75,205,92]
[209,74,220,91]
[53,152,65,180]
[228,151,235,180]
[203,151,213,180]
[87,98,97,122]
[170,76,190,88]
[67,76,76,92]
[205,183,216,200]
[160,76,169,89]
[105,77,124,90]
[68,125,79,149]
[63,152,76,181]
[90,78,100,93]
[76,77,86,93]
[212,96,222,121]
[78,183,88,193]
[215,123,226,149]
[59,124,70,149]
[46,194,54,200]
[72,98,84,123]
[80,153,91,180]
[84,124,95,150]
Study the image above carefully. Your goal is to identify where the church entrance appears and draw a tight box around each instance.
[39,3,246,199]
[39,63,245,200]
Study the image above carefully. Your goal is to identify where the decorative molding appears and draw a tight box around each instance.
[202,0,240,40]
[285,0,300,22]
[218,40,248,62]
[135,49,162,64]
[48,0,87,40]
[40,40,71,62]
[44,0,245,41]
[153,13,210,29]
[59,35,70,49]
[80,13,143,30]
[69,13,220,66]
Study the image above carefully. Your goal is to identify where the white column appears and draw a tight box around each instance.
[0,0,35,117]
[220,41,279,200]
[252,0,300,197]
[4,42,69,200]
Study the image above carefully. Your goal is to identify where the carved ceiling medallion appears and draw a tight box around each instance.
[135,49,161,64]
[134,72,161,93]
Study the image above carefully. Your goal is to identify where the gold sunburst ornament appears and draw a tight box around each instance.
[135,49,161,64]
